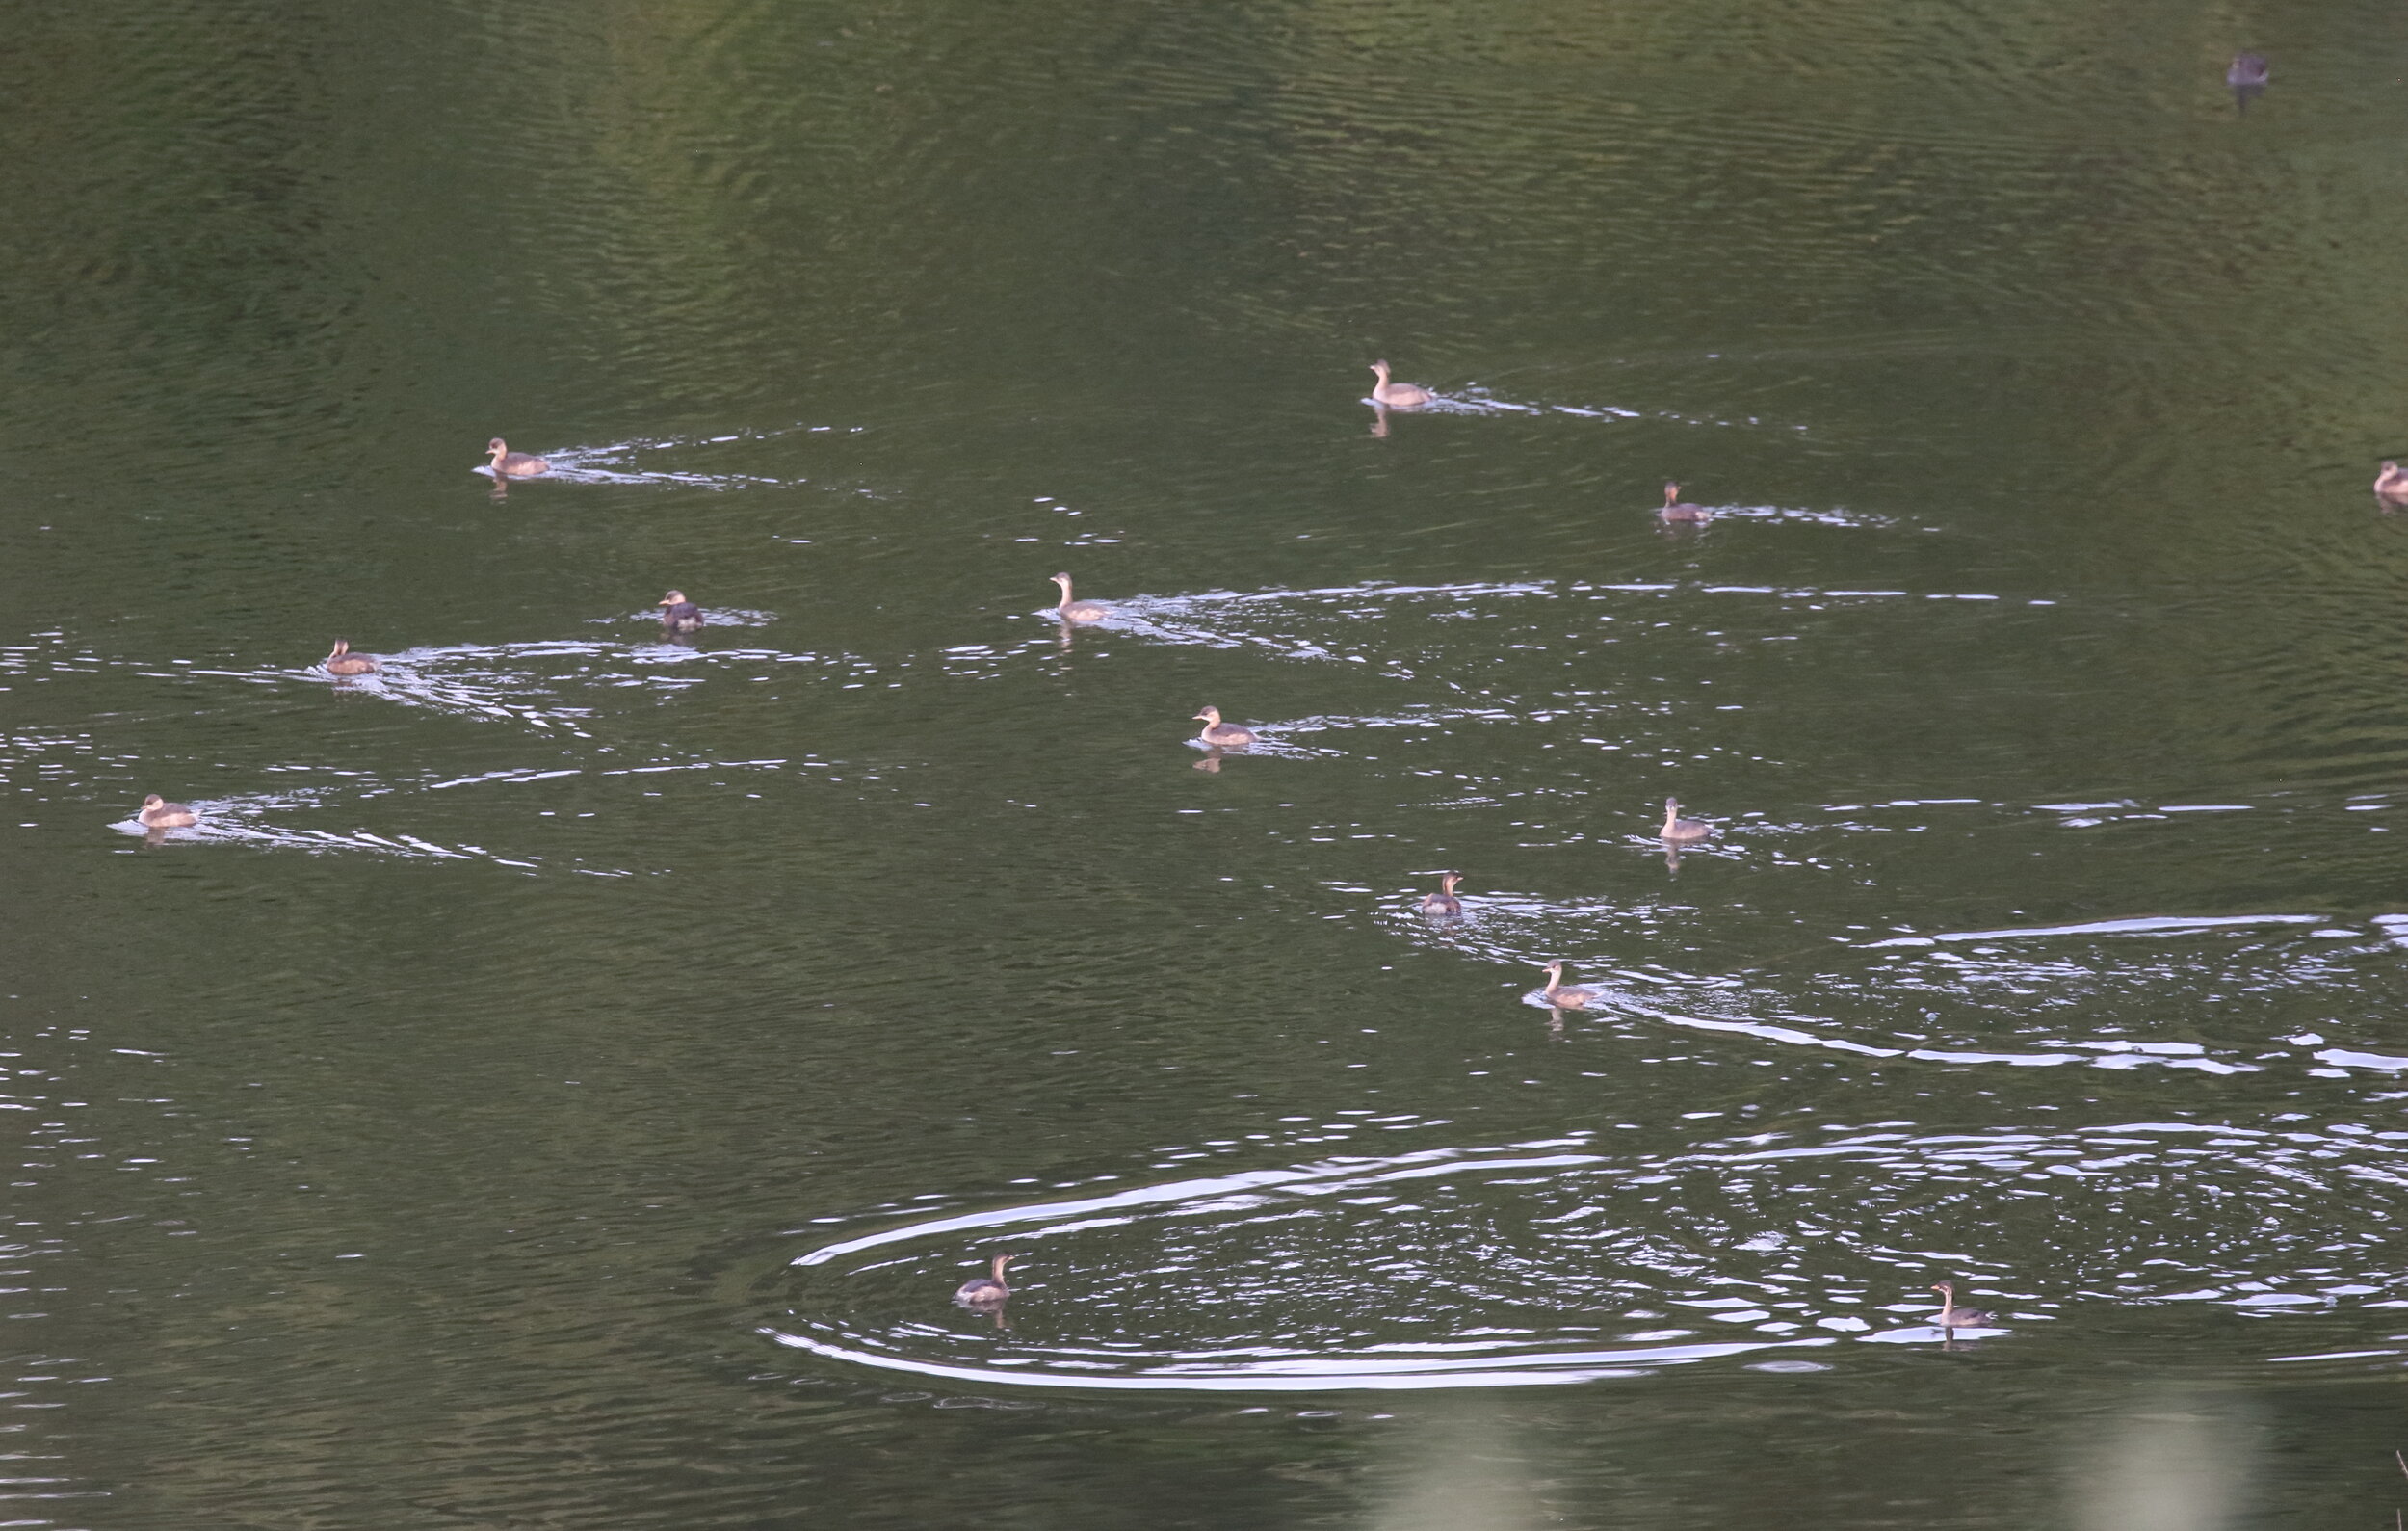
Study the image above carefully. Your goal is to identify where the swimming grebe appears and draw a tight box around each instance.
[138,794,197,829]
[1540,960,1598,1009]
[486,438,550,478]
[2227,51,2268,111]
[955,1254,1013,1307]
[1050,572,1108,622]
[1928,1280,1998,1330]
[1422,872,1463,916]
[323,639,377,675]
[1660,798,1713,843]
[657,590,703,632]
[2376,462,2408,501]
[1659,483,1711,522]
[1193,706,1257,747]
[1369,361,1434,409]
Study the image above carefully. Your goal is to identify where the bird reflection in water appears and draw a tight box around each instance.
[1368,403,1392,438]
[1193,746,1227,774]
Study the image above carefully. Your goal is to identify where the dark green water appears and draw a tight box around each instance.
[10,0,2408,1524]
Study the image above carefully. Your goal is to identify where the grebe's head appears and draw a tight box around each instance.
[1194,706,1221,724]
[1930,1280,1954,1296]
[659,591,688,606]
[1442,872,1460,891]
[487,438,509,456]
[1371,360,1391,378]
[142,794,165,809]
[1663,483,1681,503]
[993,1254,1015,1278]
[2386,462,2402,475]
[329,640,351,655]
[1050,572,1073,588]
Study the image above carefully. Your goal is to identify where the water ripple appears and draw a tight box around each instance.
[764,1116,2408,1392]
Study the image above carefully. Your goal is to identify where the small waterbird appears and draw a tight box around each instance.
[1193,706,1257,747]
[138,794,198,829]
[658,590,703,632]
[955,1254,1014,1307]
[486,438,551,477]
[1540,959,1598,1009]
[1660,798,1713,844]
[1369,360,1434,409]
[1659,483,1711,523]
[1050,572,1108,623]
[2227,51,2267,113]
[1929,1280,1998,1331]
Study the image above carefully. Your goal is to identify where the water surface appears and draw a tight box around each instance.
[8,0,2408,1525]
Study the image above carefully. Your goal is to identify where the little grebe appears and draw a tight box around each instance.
[1929,1280,1998,1330]
[323,639,377,675]
[2227,51,2268,109]
[1422,872,1463,916]
[1050,572,1108,623]
[955,1254,1013,1307]
[1369,361,1434,409]
[658,590,703,632]
[139,794,198,829]
[1194,706,1257,747]
[1659,483,1711,522]
[1660,798,1713,844]
[486,438,550,478]
[1540,960,1598,1009]
[2376,462,2408,501]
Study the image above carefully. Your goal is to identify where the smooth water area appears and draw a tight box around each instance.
[10,0,2408,1524]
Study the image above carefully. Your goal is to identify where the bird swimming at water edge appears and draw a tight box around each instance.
[323,639,376,675]
[1422,872,1463,916]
